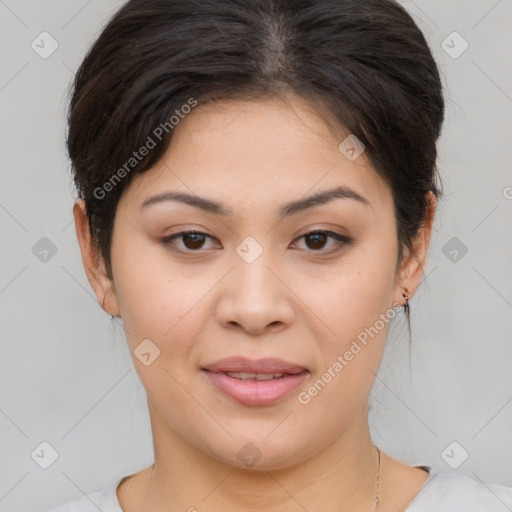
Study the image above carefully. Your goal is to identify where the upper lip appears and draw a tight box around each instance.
[202,356,308,374]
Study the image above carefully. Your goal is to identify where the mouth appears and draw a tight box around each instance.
[201,356,309,406]
[202,370,309,406]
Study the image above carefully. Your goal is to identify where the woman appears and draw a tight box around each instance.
[50,0,512,510]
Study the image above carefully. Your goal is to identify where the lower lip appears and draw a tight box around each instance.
[203,370,309,406]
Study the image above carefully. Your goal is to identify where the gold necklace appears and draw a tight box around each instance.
[373,445,381,510]
[142,448,382,510]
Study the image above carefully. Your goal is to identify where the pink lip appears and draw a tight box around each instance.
[201,356,309,406]
[202,356,308,374]
[203,370,308,406]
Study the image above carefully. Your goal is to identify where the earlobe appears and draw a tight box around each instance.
[73,200,120,317]
[393,191,437,306]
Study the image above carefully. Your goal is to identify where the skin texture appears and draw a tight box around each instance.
[74,93,436,512]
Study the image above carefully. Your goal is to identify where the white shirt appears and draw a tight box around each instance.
[47,465,512,512]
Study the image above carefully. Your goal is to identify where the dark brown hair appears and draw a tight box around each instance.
[66,0,445,281]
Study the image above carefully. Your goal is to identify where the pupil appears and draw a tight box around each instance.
[184,233,204,249]
[307,232,326,250]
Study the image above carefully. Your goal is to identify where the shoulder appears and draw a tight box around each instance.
[408,468,512,512]
[47,477,125,512]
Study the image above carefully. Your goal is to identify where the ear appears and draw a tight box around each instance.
[73,200,120,316]
[393,191,437,307]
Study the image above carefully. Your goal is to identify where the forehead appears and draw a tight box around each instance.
[122,95,392,217]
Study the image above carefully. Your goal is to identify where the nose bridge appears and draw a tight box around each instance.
[215,236,295,332]
[232,235,281,300]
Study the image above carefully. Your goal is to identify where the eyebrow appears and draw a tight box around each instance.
[140,185,371,217]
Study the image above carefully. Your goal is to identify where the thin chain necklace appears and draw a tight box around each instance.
[373,445,381,510]
[141,447,382,511]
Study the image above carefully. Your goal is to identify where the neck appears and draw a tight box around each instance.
[139,400,380,512]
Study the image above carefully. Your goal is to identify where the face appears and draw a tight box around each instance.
[76,93,432,471]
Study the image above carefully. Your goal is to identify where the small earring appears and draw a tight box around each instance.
[402,289,409,309]
[402,288,411,336]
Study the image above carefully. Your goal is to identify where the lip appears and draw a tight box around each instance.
[201,356,309,406]
[203,370,309,406]
[202,356,308,374]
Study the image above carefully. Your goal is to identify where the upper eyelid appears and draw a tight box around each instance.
[164,229,345,240]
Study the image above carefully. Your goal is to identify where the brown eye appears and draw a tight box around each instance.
[304,231,329,250]
[294,230,352,254]
[181,232,206,249]
[162,231,218,252]
[161,229,352,256]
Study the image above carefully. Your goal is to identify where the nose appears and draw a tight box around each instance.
[215,250,296,335]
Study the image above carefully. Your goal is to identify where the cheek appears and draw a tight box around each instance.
[299,248,396,382]
[301,258,393,338]
[295,272,393,427]
[113,260,211,415]
[111,236,206,356]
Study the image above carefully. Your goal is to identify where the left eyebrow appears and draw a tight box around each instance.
[278,185,371,216]
[140,185,371,217]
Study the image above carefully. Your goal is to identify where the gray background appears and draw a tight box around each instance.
[0,1,511,510]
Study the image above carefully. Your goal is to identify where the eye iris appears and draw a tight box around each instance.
[183,232,205,249]
[306,232,327,250]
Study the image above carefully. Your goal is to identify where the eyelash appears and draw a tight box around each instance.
[161,229,353,256]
